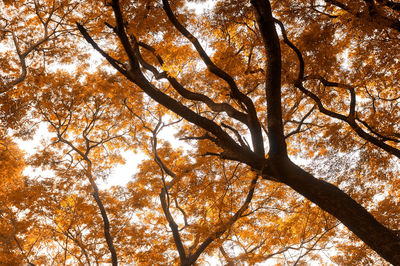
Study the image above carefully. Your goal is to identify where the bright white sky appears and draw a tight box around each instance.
[17,120,188,189]
[187,0,216,14]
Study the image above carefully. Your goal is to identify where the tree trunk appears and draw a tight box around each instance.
[273,157,400,265]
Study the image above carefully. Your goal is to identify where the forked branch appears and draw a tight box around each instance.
[162,0,265,156]
[275,16,400,159]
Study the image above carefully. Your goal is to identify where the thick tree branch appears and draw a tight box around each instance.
[251,0,287,158]
[271,10,400,264]
[161,0,248,105]
[76,23,128,76]
[325,0,400,32]
[276,14,400,159]
[134,40,250,126]
[79,1,265,169]
[110,0,141,72]
[277,159,400,266]
[162,0,265,156]
[356,117,400,143]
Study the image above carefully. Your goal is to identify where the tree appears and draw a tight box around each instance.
[1,0,400,265]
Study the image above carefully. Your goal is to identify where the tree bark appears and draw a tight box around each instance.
[265,157,400,266]
[252,0,400,264]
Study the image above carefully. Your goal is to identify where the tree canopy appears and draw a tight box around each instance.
[1,0,400,265]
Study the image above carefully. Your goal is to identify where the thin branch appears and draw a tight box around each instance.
[46,112,119,265]
[76,23,128,76]
[7,207,36,266]
[3,1,68,91]
[136,40,250,125]
[285,106,315,139]
[221,122,251,149]
[275,16,400,159]
[188,176,259,265]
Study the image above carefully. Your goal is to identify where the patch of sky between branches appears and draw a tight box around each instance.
[186,0,217,15]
